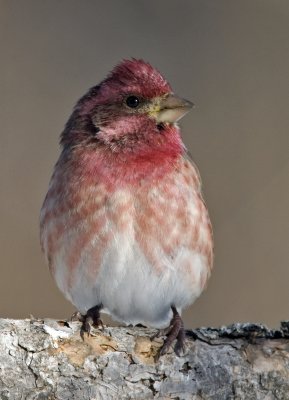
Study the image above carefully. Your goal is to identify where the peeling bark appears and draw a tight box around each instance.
[0,319,289,399]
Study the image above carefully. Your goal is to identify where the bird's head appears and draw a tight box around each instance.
[61,59,193,160]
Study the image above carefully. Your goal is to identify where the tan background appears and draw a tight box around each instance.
[1,0,289,329]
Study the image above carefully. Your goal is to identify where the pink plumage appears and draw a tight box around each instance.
[40,59,213,356]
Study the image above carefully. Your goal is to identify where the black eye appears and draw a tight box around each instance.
[126,95,140,108]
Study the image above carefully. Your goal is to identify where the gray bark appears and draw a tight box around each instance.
[0,318,289,399]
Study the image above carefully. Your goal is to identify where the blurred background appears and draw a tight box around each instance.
[1,0,289,329]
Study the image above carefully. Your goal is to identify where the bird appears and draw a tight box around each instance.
[40,59,213,356]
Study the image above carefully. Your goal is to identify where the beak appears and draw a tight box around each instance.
[155,94,194,124]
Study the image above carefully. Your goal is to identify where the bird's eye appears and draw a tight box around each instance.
[126,96,140,108]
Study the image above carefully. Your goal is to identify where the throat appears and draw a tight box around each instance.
[119,152,179,183]
[101,147,182,186]
[69,127,184,187]
[74,144,183,188]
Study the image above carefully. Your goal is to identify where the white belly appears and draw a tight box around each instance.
[54,230,208,329]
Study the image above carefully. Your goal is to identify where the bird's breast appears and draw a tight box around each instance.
[40,156,213,316]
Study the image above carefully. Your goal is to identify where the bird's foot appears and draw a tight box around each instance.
[70,305,103,339]
[155,306,186,357]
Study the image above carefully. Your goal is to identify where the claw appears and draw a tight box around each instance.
[174,327,186,356]
[150,325,172,341]
[70,311,84,322]
[156,306,186,357]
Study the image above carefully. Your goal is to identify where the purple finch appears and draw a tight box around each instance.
[40,59,213,356]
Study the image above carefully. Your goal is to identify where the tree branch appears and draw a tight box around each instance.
[1,318,289,399]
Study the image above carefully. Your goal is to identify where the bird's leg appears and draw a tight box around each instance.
[78,304,103,338]
[81,304,103,338]
[158,306,186,357]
